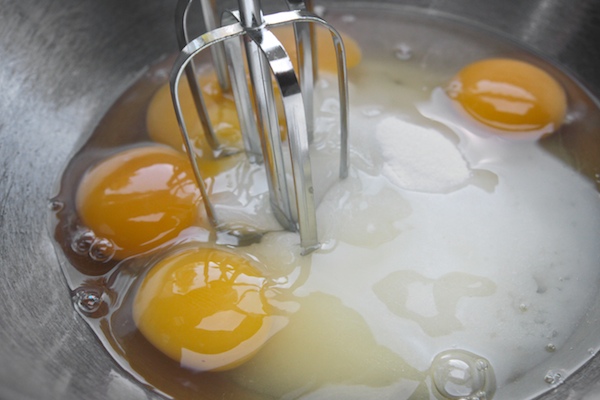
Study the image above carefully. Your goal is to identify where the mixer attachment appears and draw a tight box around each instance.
[170,0,349,254]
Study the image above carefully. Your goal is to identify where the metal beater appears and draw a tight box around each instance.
[170,0,349,254]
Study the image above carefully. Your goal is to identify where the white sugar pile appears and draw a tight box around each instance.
[375,116,470,192]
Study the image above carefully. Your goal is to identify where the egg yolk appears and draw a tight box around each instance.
[76,146,201,259]
[448,58,567,133]
[133,247,274,371]
[146,74,244,179]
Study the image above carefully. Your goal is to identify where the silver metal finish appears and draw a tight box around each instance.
[174,0,230,155]
[286,0,318,142]
[170,1,349,253]
[1,1,600,399]
[200,0,231,90]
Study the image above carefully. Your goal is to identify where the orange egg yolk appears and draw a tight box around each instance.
[146,74,244,179]
[147,73,241,154]
[448,58,567,133]
[76,146,200,259]
[133,247,274,371]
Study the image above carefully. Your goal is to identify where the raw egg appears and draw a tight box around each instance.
[75,145,200,259]
[132,247,275,371]
[147,73,241,153]
[447,58,567,134]
[146,74,243,179]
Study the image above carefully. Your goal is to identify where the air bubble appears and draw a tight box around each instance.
[430,350,496,400]
[71,230,96,256]
[563,110,582,125]
[89,238,115,262]
[476,359,489,371]
[588,348,597,356]
[545,343,556,353]
[73,288,103,314]
[518,303,528,312]
[393,43,413,61]
[48,199,64,212]
[544,370,564,386]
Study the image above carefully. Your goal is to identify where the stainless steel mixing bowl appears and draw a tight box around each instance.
[1,0,599,399]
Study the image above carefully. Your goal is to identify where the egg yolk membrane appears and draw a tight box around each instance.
[75,145,201,260]
[133,247,275,371]
[447,58,567,135]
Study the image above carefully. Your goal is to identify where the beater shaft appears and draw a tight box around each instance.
[171,0,349,254]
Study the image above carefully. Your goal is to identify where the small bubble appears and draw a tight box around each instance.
[73,288,103,314]
[48,199,64,212]
[588,348,597,356]
[89,238,115,262]
[545,343,556,353]
[544,370,564,385]
[519,303,528,312]
[563,110,582,124]
[393,43,413,61]
[473,390,488,400]
[340,14,356,23]
[476,359,489,371]
[71,230,96,256]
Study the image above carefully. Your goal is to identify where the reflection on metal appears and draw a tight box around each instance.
[172,0,349,254]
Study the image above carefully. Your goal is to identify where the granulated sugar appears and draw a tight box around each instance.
[375,116,470,192]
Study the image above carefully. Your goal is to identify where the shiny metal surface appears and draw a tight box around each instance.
[175,0,224,153]
[0,0,599,399]
[170,1,349,252]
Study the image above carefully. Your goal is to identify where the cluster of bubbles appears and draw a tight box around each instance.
[544,370,565,386]
[71,229,115,262]
[545,343,557,353]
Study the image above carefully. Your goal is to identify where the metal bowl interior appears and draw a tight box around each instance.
[1,0,599,399]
